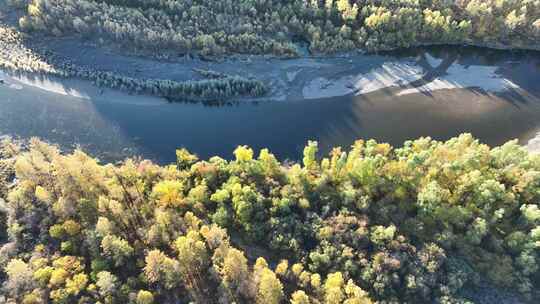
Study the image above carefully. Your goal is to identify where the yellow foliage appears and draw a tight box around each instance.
[256,268,284,304]
[291,290,310,304]
[34,185,51,203]
[152,180,184,208]
[49,268,69,287]
[234,145,254,162]
[62,220,81,236]
[310,273,321,288]
[65,273,88,295]
[137,290,155,304]
[275,260,289,277]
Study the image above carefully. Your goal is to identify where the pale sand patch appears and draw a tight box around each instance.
[526,131,540,154]
[302,62,423,99]
[302,75,355,99]
[9,73,91,99]
[425,53,443,67]
[0,71,20,89]
[286,70,300,82]
[353,62,423,95]
[8,83,23,90]
[1,70,165,105]
[301,52,520,99]
[397,62,519,96]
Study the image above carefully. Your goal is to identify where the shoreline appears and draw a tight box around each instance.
[17,38,537,101]
[1,14,539,103]
[0,38,535,106]
[2,1,540,103]
[2,62,540,160]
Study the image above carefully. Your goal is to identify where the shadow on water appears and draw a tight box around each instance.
[89,95,363,163]
[2,46,540,164]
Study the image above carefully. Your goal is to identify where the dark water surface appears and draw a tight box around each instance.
[1,47,540,164]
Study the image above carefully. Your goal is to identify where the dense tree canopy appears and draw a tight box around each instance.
[0,134,538,303]
[11,0,540,55]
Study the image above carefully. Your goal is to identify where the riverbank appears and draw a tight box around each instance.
[4,27,536,103]
[3,0,540,103]
[1,1,539,103]
[0,22,268,102]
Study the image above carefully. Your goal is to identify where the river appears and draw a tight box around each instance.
[1,47,539,163]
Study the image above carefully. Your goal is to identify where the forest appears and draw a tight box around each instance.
[0,1,539,303]
[9,0,540,56]
[0,134,538,303]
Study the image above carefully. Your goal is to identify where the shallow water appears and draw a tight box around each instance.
[1,47,540,164]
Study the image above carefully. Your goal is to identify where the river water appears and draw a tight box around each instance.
[1,47,539,163]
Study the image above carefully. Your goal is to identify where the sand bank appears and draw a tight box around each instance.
[301,52,521,99]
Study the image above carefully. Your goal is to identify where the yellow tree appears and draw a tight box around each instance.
[255,257,284,304]
[174,231,210,302]
[324,272,345,304]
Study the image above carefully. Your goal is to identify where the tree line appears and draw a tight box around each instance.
[11,0,540,56]
[0,134,538,303]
